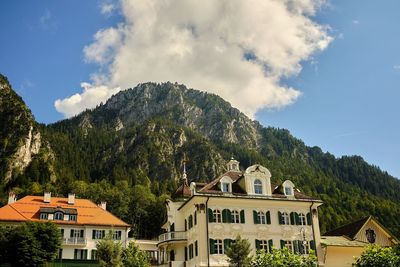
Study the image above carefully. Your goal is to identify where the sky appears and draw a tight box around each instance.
[1,0,399,178]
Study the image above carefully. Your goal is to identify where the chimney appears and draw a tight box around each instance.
[68,193,75,205]
[8,192,16,204]
[44,192,51,203]
[99,201,106,210]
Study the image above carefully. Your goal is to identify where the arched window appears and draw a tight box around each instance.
[213,209,221,223]
[258,211,266,224]
[54,212,64,220]
[231,210,240,223]
[299,213,306,225]
[282,212,290,225]
[254,179,263,194]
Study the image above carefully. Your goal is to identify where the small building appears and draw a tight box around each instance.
[0,192,130,260]
[158,159,325,267]
[321,216,399,267]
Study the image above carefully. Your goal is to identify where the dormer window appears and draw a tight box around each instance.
[254,179,263,194]
[222,183,230,192]
[54,212,64,220]
[282,180,295,197]
[284,187,293,196]
[40,213,48,220]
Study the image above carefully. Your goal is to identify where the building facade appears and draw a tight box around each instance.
[0,192,130,260]
[158,159,324,267]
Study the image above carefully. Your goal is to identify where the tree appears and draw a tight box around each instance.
[122,242,149,267]
[226,235,251,267]
[251,247,317,267]
[96,235,123,267]
[4,221,61,267]
[353,245,400,267]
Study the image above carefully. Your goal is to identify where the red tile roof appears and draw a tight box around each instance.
[0,195,130,227]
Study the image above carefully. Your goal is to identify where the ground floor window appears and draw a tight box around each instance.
[74,249,88,260]
[55,249,63,259]
[255,239,273,253]
[210,239,224,254]
[91,250,98,260]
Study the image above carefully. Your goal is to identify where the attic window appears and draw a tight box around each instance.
[284,187,293,196]
[54,212,64,220]
[222,182,230,192]
[254,179,263,194]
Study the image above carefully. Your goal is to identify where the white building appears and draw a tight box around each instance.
[158,159,324,267]
[0,192,130,260]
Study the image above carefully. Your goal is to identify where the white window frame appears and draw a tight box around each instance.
[112,230,122,240]
[40,213,48,220]
[222,182,230,192]
[213,209,222,223]
[259,240,270,253]
[69,214,77,221]
[299,213,306,225]
[231,210,240,223]
[215,239,223,254]
[254,179,263,194]
[282,212,290,225]
[284,186,293,196]
[54,212,64,220]
[285,240,293,252]
[94,230,104,239]
[258,211,266,224]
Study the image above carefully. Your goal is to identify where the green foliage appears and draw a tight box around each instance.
[96,235,123,267]
[353,245,400,267]
[122,242,149,267]
[0,221,61,267]
[226,235,251,267]
[251,247,317,267]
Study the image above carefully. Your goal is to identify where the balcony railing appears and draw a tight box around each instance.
[158,231,187,243]
[62,237,87,245]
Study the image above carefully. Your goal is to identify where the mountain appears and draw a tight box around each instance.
[1,76,399,239]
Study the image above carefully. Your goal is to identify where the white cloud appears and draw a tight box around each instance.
[56,0,332,119]
[393,65,400,70]
[100,3,115,16]
[55,83,121,118]
[352,20,360,25]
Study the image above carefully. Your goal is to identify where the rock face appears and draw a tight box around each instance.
[0,74,53,183]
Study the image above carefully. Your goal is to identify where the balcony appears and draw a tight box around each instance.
[158,231,187,244]
[62,237,87,246]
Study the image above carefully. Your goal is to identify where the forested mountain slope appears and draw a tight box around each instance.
[1,77,399,238]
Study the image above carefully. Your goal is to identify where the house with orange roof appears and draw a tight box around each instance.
[0,192,131,260]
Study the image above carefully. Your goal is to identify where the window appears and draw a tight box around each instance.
[231,210,240,223]
[258,211,266,224]
[69,215,77,221]
[299,213,306,225]
[92,230,105,239]
[56,249,63,259]
[188,215,193,229]
[71,229,84,238]
[195,241,198,257]
[284,240,293,252]
[60,229,64,238]
[254,179,263,194]
[282,212,290,225]
[54,212,64,220]
[112,230,122,240]
[259,240,270,252]
[213,209,221,223]
[284,186,293,196]
[40,213,48,220]
[222,182,230,192]
[215,239,223,254]
[91,250,98,260]
[189,244,194,259]
[74,249,88,260]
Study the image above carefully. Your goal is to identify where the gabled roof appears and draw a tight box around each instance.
[0,195,130,227]
[323,216,370,239]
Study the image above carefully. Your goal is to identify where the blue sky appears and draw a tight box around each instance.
[1,1,399,178]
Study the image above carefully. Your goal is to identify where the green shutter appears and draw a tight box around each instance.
[268,239,273,252]
[240,210,245,224]
[194,211,197,225]
[102,230,105,239]
[80,230,84,238]
[222,209,227,223]
[307,212,312,225]
[185,246,188,260]
[208,208,214,223]
[195,241,198,256]
[278,211,283,225]
[227,209,232,223]
[224,239,231,251]
[266,211,271,224]
[293,240,299,254]
[83,250,87,260]
[185,219,187,231]
[310,240,316,250]
[253,210,259,224]
[209,239,215,254]
[74,249,77,259]
[280,240,285,249]
[255,239,260,250]
[295,212,300,225]
[290,212,295,225]
[92,230,96,239]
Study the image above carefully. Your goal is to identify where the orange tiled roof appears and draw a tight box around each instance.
[0,195,130,227]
